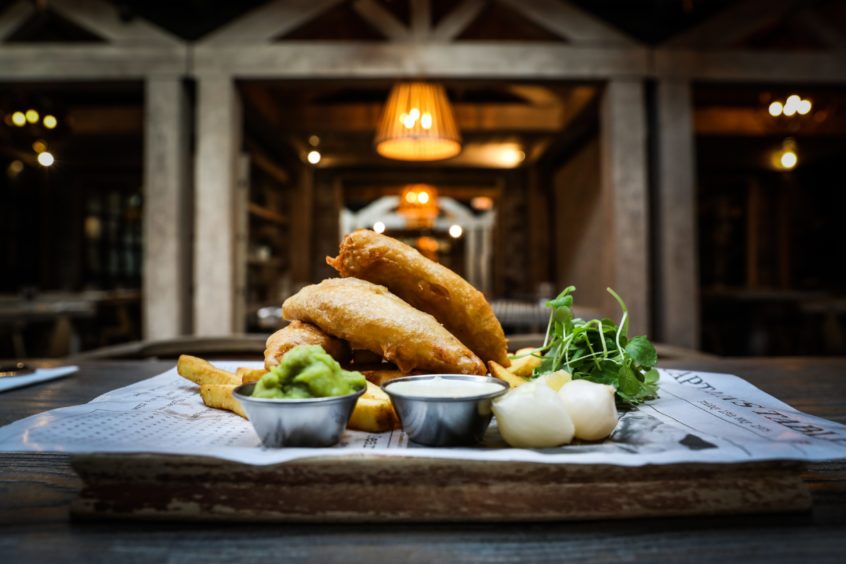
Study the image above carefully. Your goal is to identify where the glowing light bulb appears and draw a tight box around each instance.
[409,108,420,120]
[471,196,494,211]
[25,109,39,124]
[373,221,386,234]
[448,224,463,238]
[780,151,797,170]
[37,151,54,167]
[420,112,432,130]
[405,191,418,204]
[768,101,783,117]
[43,115,58,129]
[417,191,430,204]
[6,160,24,178]
[307,150,321,164]
[11,112,26,127]
[797,99,812,115]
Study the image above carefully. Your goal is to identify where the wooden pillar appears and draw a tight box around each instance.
[290,166,314,286]
[655,80,699,348]
[143,76,191,340]
[194,75,242,335]
[601,80,650,337]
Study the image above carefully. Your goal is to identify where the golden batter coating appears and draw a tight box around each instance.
[282,278,486,375]
[264,320,350,370]
[327,230,510,366]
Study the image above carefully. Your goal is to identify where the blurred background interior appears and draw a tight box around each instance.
[1,0,845,359]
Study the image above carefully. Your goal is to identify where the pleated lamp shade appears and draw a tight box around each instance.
[375,82,462,161]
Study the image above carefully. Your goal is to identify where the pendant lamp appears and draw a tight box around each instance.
[375,82,461,161]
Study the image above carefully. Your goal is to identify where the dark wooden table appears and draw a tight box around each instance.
[1,358,845,562]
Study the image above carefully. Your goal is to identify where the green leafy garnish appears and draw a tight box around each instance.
[533,286,659,405]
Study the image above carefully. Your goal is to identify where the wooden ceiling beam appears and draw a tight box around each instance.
[352,0,411,42]
[200,0,343,45]
[497,0,637,46]
[265,102,566,133]
[663,0,797,48]
[429,0,485,42]
[193,43,650,79]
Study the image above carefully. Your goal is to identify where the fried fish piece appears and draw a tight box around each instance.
[264,320,350,370]
[282,278,486,375]
[327,229,510,367]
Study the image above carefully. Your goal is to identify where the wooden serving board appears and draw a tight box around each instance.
[70,454,812,522]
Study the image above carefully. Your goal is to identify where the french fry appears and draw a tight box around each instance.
[237,367,267,385]
[199,383,248,419]
[488,361,528,388]
[361,368,405,387]
[177,355,240,386]
[348,381,400,432]
[509,347,543,377]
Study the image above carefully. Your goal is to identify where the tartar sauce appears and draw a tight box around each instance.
[386,376,503,398]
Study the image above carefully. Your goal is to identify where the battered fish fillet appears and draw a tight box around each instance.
[282,278,486,375]
[264,320,350,370]
[327,230,510,366]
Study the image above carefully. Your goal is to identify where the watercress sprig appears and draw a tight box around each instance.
[533,286,659,405]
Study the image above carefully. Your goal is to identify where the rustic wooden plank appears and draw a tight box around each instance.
[653,50,846,83]
[193,76,242,335]
[409,0,430,42]
[0,45,186,79]
[143,77,191,340]
[600,80,650,336]
[352,0,410,41]
[655,81,699,349]
[0,0,32,41]
[429,0,485,42]
[663,0,795,48]
[50,0,182,46]
[199,0,343,45]
[498,0,636,45]
[70,454,811,522]
[192,43,651,79]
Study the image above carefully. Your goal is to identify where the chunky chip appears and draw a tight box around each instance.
[177,355,240,386]
[199,383,248,419]
[347,381,400,433]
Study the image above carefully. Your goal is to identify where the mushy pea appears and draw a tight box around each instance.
[251,344,366,399]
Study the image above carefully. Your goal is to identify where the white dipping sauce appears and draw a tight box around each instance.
[387,377,503,398]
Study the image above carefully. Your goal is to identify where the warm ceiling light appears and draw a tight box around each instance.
[11,112,26,127]
[471,196,494,211]
[768,101,783,117]
[448,224,463,239]
[780,151,797,169]
[307,150,321,165]
[797,99,812,115]
[774,138,798,171]
[43,114,58,129]
[37,151,54,167]
[373,221,386,234]
[399,184,439,228]
[375,82,461,161]
[25,109,39,124]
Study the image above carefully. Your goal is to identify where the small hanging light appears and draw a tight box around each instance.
[375,82,461,161]
[398,184,439,228]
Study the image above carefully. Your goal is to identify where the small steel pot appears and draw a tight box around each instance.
[233,383,365,448]
[383,375,509,446]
